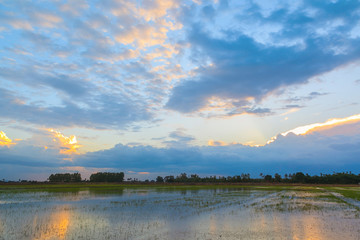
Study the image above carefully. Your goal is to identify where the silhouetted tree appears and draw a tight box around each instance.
[48,173,82,182]
[264,175,273,182]
[90,172,124,182]
[156,176,164,183]
[164,175,175,183]
[274,173,282,182]
[292,172,306,183]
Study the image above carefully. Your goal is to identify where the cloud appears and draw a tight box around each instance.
[287,92,328,103]
[0,86,152,129]
[0,128,86,180]
[30,12,62,28]
[166,1,360,114]
[161,128,196,147]
[0,65,90,97]
[281,114,360,136]
[208,139,226,146]
[168,129,195,142]
[73,113,360,175]
[1,114,360,180]
[59,0,89,16]
[1,1,360,180]
[48,129,81,156]
[266,114,360,145]
[139,0,179,21]
[0,0,186,130]
[0,131,16,147]
[73,131,360,176]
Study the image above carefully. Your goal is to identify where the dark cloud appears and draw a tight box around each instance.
[0,142,63,168]
[76,144,203,171]
[287,92,328,103]
[1,122,360,180]
[0,88,152,128]
[284,105,302,109]
[0,65,90,97]
[168,129,195,142]
[243,107,271,115]
[330,142,360,152]
[161,129,196,147]
[73,130,360,175]
[166,1,360,113]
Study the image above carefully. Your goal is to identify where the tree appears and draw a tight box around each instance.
[48,173,82,182]
[90,172,124,182]
[164,175,175,183]
[293,172,306,183]
[274,173,282,182]
[241,173,251,182]
[156,176,164,183]
[264,175,272,182]
[176,173,188,182]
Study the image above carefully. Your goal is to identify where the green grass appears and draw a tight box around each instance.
[324,186,360,201]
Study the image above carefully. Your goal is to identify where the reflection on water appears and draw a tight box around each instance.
[33,208,70,240]
[0,187,359,239]
[289,215,323,240]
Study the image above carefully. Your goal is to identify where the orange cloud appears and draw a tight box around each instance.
[115,24,168,48]
[139,0,179,21]
[0,131,16,147]
[208,139,227,146]
[281,114,360,136]
[267,113,360,144]
[113,0,182,53]
[208,139,259,147]
[33,12,62,28]
[48,129,81,155]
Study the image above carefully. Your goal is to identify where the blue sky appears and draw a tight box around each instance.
[1,0,360,180]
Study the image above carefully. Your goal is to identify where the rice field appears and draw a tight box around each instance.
[0,185,359,239]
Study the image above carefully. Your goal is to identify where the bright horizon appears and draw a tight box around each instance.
[1,0,360,181]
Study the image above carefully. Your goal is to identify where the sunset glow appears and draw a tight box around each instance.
[48,129,81,155]
[281,114,360,137]
[266,114,360,145]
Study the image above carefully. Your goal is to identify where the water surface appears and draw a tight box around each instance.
[0,186,359,239]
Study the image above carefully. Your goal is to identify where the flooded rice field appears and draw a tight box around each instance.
[0,185,359,239]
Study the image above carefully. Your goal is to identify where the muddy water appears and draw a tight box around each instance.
[0,187,359,239]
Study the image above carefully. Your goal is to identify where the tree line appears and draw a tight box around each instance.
[155,172,360,184]
[48,172,124,183]
[37,171,360,184]
[89,172,124,182]
[48,173,81,182]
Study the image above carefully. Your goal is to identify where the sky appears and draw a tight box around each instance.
[1,0,360,181]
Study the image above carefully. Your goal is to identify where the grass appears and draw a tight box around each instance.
[322,186,360,201]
